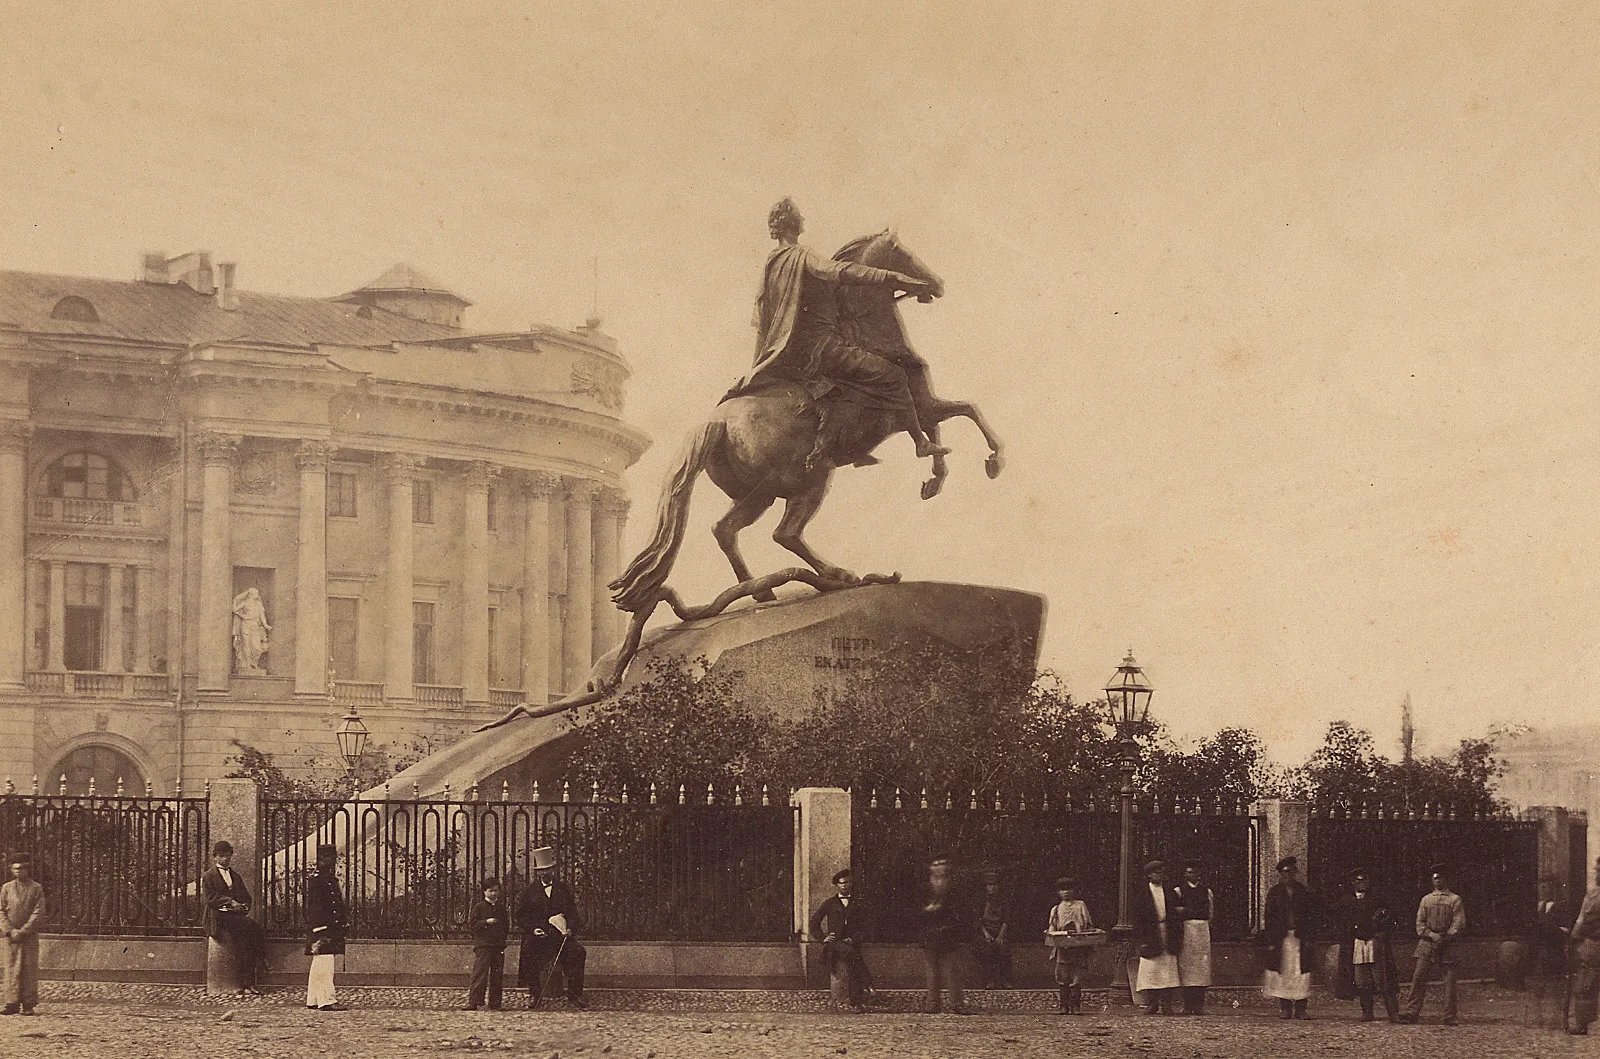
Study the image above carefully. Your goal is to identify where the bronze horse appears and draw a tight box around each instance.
[611,230,1003,614]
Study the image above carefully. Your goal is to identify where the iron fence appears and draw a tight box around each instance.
[1306,804,1539,936]
[850,790,1261,943]
[0,791,211,935]
[261,790,797,942]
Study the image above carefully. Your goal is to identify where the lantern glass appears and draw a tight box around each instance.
[335,710,370,768]
[1103,652,1154,729]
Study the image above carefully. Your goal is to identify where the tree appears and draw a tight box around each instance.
[224,736,424,799]
[1144,725,1279,805]
[1283,721,1505,812]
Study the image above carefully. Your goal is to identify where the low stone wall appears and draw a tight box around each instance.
[36,935,1518,989]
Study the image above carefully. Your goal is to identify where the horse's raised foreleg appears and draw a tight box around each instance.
[906,366,950,500]
[714,490,779,602]
[772,474,857,584]
[924,397,1004,479]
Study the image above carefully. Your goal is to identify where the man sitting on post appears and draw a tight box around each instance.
[515,846,587,1010]
[201,840,266,995]
[810,867,871,1013]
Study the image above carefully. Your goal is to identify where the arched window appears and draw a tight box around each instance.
[50,296,100,323]
[42,452,135,501]
[52,744,146,797]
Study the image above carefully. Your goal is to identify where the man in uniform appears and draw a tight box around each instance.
[1567,856,1600,1035]
[730,198,948,468]
[1334,867,1400,1023]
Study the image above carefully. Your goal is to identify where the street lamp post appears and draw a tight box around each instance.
[1104,650,1154,998]
[330,670,369,792]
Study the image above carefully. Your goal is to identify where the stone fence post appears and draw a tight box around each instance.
[791,787,851,941]
[1250,799,1309,931]
[206,778,262,995]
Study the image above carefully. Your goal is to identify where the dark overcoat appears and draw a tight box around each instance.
[1130,882,1185,960]
[303,870,349,956]
[1261,880,1317,974]
[1332,890,1399,998]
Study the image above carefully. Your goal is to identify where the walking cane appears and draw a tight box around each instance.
[539,931,570,1006]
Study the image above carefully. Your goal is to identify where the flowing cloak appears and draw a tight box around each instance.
[731,244,903,400]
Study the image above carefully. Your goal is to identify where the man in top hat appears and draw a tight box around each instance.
[1262,856,1317,1020]
[516,846,587,1009]
[1,853,45,1015]
[1398,864,1465,1025]
[1131,859,1183,1015]
[201,839,267,995]
[810,867,871,1012]
[1334,867,1400,1023]
[1568,855,1600,1035]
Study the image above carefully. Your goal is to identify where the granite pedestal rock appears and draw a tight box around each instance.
[384,580,1045,796]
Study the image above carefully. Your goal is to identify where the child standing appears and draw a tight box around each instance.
[1046,876,1094,1014]
[465,878,510,1011]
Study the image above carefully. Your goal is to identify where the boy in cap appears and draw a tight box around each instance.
[1262,856,1316,1020]
[1045,875,1094,1014]
[1,853,45,1015]
[464,878,509,1010]
[810,867,870,1012]
[1398,864,1465,1025]
[516,846,587,1009]
[1131,859,1182,1015]
[974,870,1011,990]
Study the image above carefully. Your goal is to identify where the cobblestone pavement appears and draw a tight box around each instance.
[2,982,1596,1058]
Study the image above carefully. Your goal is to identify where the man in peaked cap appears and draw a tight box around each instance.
[1333,867,1400,1022]
[516,846,587,1009]
[1262,856,1318,1020]
[1399,864,1465,1025]
[1131,859,1183,1014]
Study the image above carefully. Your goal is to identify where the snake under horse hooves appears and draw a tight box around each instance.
[475,568,899,732]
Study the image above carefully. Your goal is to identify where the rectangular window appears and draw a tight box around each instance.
[64,563,106,671]
[329,597,360,681]
[121,567,137,673]
[412,480,434,524]
[412,601,435,686]
[487,606,498,685]
[486,486,498,533]
[328,472,358,518]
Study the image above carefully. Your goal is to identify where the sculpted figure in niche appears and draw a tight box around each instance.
[232,588,271,673]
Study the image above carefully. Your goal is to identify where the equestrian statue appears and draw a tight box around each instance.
[481,199,1002,730]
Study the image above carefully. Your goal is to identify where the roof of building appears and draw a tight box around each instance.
[343,263,471,304]
[0,268,474,349]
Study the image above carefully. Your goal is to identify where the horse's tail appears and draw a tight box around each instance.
[609,418,724,612]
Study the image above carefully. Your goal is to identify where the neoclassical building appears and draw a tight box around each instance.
[0,252,647,793]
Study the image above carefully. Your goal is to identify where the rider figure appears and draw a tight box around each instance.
[730,198,949,467]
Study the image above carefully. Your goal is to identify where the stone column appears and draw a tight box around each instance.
[462,461,498,705]
[592,488,629,661]
[519,472,560,704]
[791,787,852,985]
[106,564,125,673]
[1250,798,1310,930]
[383,453,419,701]
[46,561,65,671]
[562,478,600,692]
[294,441,335,696]
[196,432,240,691]
[131,566,152,674]
[0,421,31,690]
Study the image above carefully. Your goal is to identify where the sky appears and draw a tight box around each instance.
[4,1,1600,763]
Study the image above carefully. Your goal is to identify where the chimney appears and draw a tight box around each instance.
[141,251,169,284]
[166,251,215,295]
[215,262,239,310]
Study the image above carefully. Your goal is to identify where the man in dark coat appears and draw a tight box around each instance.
[1262,856,1317,1020]
[200,840,266,995]
[1130,859,1184,1015]
[464,878,509,1010]
[1569,856,1600,1035]
[1333,868,1400,1022]
[516,846,586,1009]
[809,867,871,1012]
[918,856,967,1014]
[303,843,349,1011]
